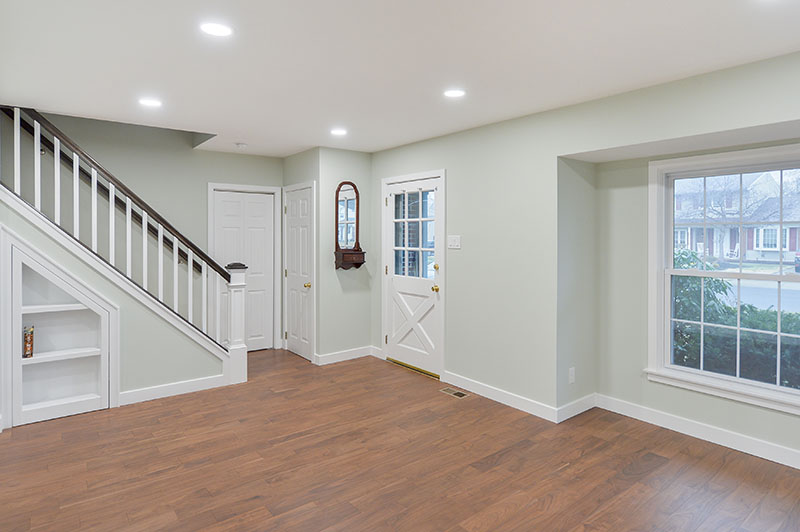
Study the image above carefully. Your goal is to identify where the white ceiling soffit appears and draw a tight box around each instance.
[2,1,800,157]
[566,120,800,164]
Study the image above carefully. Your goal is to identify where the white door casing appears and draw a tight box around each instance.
[382,171,445,376]
[284,183,315,360]
[211,189,275,351]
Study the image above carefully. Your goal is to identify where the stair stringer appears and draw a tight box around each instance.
[0,187,236,415]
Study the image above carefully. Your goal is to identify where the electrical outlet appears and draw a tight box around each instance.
[568,367,575,384]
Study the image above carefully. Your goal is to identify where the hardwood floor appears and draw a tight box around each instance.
[1,349,799,531]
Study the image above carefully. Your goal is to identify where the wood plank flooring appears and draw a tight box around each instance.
[1,349,799,531]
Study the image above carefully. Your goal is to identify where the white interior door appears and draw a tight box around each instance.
[284,185,314,360]
[213,190,274,351]
[383,175,445,376]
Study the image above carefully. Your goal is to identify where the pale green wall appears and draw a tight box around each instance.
[0,115,225,327]
[371,51,800,411]
[595,157,800,449]
[372,123,556,403]
[282,148,320,187]
[317,148,373,354]
[7,50,800,450]
[43,114,283,249]
[0,206,222,391]
[283,147,375,355]
[557,158,597,405]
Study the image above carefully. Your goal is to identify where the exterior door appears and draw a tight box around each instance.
[284,185,314,360]
[383,174,445,376]
[213,191,274,351]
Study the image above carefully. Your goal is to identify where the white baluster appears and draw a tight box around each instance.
[108,183,116,266]
[54,138,61,224]
[173,236,179,312]
[91,169,98,252]
[13,108,20,194]
[126,197,132,277]
[202,262,208,333]
[142,211,148,291]
[215,275,221,343]
[158,224,164,300]
[34,121,41,209]
[72,153,79,238]
[187,249,194,323]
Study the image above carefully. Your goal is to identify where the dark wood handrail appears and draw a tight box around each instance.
[2,107,209,277]
[1,106,230,283]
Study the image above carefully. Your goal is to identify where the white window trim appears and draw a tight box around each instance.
[674,228,688,249]
[648,143,800,416]
[752,226,788,251]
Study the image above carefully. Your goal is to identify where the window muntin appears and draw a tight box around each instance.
[337,198,356,248]
[393,190,435,278]
[668,167,800,392]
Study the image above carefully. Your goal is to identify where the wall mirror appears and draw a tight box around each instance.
[335,181,366,269]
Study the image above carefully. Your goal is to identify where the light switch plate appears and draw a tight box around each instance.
[447,235,461,249]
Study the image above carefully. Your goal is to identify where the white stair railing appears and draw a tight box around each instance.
[0,106,246,377]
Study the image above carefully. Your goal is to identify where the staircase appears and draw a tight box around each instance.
[0,106,248,425]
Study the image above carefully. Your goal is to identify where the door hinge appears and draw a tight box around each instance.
[285,331,288,340]
[385,197,388,206]
[284,269,288,277]
[385,335,388,344]
[284,205,287,214]
[385,265,388,275]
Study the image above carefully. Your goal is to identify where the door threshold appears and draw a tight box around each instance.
[386,357,440,380]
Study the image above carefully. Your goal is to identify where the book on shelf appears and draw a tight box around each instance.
[23,325,34,358]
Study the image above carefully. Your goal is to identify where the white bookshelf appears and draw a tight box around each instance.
[22,303,88,314]
[11,253,110,425]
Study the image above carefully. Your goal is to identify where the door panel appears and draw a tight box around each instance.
[213,191,274,350]
[285,186,314,360]
[384,177,444,375]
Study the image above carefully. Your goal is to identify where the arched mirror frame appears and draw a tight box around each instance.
[334,181,366,269]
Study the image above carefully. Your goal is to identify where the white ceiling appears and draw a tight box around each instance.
[2,1,800,157]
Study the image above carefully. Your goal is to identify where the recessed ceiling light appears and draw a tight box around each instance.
[138,97,162,108]
[201,22,233,37]
[444,89,466,98]
[331,128,347,136]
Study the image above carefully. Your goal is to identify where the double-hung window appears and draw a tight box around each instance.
[649,145,800,415]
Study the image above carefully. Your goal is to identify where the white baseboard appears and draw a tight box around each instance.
[432,369,800,469]
[555,393,597,423]
[119,374,227,406]
[595,394,800,470]
[306,347,800,470]
[313,345,385,366]
[442,371,559,423]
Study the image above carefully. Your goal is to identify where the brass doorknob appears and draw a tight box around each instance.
[304,282,312,288]
[431,285,440,293]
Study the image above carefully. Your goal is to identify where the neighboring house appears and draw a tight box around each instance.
[674,171,800,266]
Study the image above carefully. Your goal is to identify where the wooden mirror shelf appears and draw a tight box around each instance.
[334,181,366,269]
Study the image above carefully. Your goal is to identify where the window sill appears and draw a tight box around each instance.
[644,367,800,416]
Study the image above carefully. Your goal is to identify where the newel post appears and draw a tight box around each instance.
[226,262,248,384]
